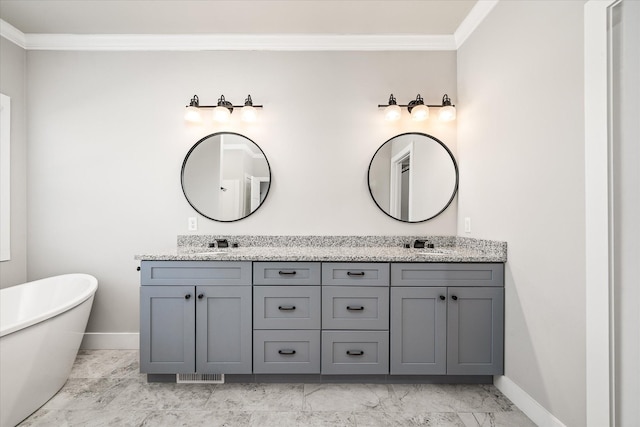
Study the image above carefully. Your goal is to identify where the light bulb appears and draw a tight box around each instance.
[184,106,202,123]
[411,104,429,121]
[213,106,231,122]
[384,104,401,121]
[439,105,456,121]
[241,105,258,122]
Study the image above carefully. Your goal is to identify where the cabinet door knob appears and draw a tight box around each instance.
[278,305,296,311]
[346,350,364,356]
[278,349,296,355]
[451,295,458,301]
[439,295,446,301]
[136,266,141,271]
[346,305,364,311]
[197,294,204,300]
[185,294,191,300]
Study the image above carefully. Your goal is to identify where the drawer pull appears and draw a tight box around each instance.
[278,271,297,276]
[347,271,365,277]
[278,349,296,355]
[346,305,364,311]
[346,350,364,356]
[278,305,296,311]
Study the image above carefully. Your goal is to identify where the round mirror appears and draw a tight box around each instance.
[181,132,271,222]
[368,132,458,223]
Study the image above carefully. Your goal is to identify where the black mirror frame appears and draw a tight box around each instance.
[367,132,459,223]
[180,131,272,223]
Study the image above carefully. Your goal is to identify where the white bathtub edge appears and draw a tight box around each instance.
[81,332,139,349]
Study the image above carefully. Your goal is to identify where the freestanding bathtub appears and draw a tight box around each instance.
[0,274,98,427]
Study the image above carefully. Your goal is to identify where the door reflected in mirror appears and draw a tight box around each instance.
[181,132,271,222]
[368,132,458,223]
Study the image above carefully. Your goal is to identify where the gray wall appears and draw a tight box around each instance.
[457,1,586,426]
[0,38,27,288]
[25,50,457,334]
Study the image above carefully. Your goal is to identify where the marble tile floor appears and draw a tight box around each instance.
[19,350,537,427]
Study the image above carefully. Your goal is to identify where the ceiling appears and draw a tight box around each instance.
[0,0,477,35]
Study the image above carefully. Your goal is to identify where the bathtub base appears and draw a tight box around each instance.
[0,296,93,427]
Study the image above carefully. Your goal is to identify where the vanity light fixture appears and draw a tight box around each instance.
[378,93,456,122]
[383,94,402,121]
[184,94,263,123]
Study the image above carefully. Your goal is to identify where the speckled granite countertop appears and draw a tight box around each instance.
[135,236,507,263]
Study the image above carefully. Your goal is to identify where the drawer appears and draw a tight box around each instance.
[140,261,252,286]
[253,262,321,286]
[322,263,389,286]
[253,286,321,330]
[253,330,320,374]
[322,287,389,330]
[391,263,504,287]
[321,331,389,375]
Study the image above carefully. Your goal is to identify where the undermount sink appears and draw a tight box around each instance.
[192,251,229,256]
[416,250,453,256]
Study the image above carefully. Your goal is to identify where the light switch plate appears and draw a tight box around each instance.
[464,217,471,233]
[188,217,197,231]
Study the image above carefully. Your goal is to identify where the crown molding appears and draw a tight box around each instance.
[454,0,500,49]
[0,19,26,49]
[3,3,498,53]
[8,33,456,51]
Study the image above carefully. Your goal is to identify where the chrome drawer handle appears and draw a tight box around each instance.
[278,305,296,311]
[346,350,364,356]
[347,271,365,277]
[346,305,364,311]
[278,349,296,355]
[278,271,297,276]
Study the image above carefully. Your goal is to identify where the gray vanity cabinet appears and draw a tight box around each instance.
[321,262,390,375]
[252,262,322,374]
[446,286,504,375]
[390,287,447,375]
[390,263,504,376]
[139,261,252,375]
[140,285,196,373]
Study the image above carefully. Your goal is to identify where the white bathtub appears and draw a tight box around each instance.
[0,274,98,427]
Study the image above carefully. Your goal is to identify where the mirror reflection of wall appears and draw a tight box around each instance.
[181,132,271,222]
[368,132,458,223]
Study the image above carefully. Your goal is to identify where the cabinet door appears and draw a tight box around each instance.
[390,287,447,375]
[140,286,195,373]
[195,285,252,374]
[447,287,504,375]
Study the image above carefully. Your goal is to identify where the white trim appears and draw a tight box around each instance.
[454,0,500,49]
[389,143,414,220]
[80,333,139,350]
[584,0,616,426]
[21,33,456,51]
[0,19,26,48]
[0,94,10,261]
[494,376,567,427]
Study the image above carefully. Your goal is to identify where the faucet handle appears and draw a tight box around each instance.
[413,239,427,249]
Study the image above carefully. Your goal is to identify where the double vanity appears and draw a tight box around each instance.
[136,236,506,384]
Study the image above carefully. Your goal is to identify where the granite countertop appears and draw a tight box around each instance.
[135,236,507,263]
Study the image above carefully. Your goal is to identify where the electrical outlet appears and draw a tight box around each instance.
[188,217,197,231]
[464,217,471,233]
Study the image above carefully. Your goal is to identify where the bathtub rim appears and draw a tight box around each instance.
[0,273,98,338]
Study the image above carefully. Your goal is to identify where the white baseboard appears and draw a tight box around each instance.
[494,375,567,427]
[80,333,139,350]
